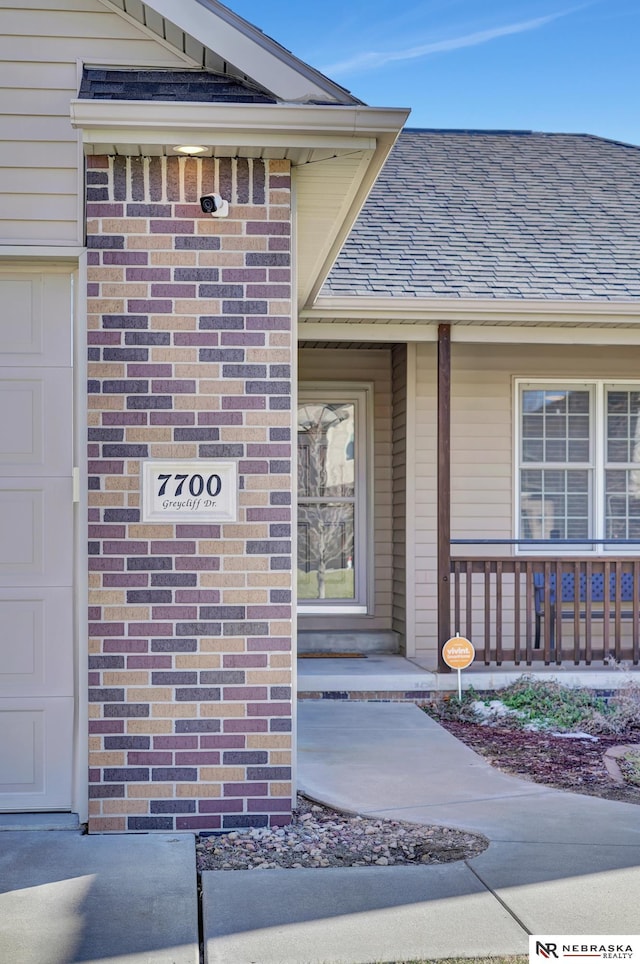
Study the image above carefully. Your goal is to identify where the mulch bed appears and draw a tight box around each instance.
[438,720,640,804]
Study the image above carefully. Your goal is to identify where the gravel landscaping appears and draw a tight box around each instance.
[196,794,488,872]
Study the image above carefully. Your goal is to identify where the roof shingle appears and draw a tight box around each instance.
[323,130,640,301]
[79,68,276,104]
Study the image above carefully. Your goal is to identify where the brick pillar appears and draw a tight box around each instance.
[85,155,293,832]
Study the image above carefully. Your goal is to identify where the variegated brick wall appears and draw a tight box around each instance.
[86,155,293,832]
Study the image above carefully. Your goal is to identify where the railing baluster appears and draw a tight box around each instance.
[585,560,593,664]
[465,561,473,641]
[514,562,521,664]
[484,561,491,665]
[603,559,611,658]
[525,561,533,664]
[614,560,622,663]
[454,561,461,634]
[634,559,640,665]
[543,560,552,664]
[554,559,563,665]
[495,561,503,665]
[573,560,580,664]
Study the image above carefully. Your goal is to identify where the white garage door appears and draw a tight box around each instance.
[0,271,74,811]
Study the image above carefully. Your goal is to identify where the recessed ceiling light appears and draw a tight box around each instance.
[173,145,207,155]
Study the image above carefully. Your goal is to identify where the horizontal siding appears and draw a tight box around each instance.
[298,346,394,632]
[0,0,193,246]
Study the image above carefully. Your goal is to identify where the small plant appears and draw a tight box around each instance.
[619,749,640,787]
[492,676,608,731]
[583,667,640,736]
[423,686,482,723]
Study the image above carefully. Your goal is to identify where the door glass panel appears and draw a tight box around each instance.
[297,403,355,498]
[297,503,354,600]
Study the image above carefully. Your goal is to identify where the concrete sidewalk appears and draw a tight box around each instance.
[203,700,640,963]
[0,831,199,964]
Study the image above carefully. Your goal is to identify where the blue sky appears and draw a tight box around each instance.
[227,0,640,145]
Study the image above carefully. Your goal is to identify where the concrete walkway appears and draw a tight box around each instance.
[203,700,640,963]
[0,831,199,964]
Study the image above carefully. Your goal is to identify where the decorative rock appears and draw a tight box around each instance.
[195,794,488,873]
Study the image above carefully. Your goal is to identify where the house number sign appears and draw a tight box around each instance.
[142,459,238,523]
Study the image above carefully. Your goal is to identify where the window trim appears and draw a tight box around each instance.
[297,381,373,614]
[515,378,640,555]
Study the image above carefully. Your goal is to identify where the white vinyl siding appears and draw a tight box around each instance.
[0,0,194,246]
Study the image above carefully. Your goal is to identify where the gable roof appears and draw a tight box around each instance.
[101,0,362,105]
[322,130,640,302]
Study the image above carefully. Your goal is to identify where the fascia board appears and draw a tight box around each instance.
[304,296,640,325]
[298,322,640,344]
[70,100,407,143]
[141,0,363,104]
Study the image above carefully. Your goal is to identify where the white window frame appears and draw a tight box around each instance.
[515,378,640,555]
[297,382,373,614]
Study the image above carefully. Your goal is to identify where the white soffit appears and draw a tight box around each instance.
[102,0,363,105]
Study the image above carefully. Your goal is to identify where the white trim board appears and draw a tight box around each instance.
[299,322,640,345]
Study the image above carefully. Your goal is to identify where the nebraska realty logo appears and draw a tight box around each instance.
[530,936,639,962]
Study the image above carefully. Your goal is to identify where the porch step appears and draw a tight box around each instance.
[0,812,82,832]
[297,630,400,655]
[297,655,437,700]
[297,656,636,701]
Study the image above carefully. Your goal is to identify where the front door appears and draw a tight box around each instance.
[0,270,74,811]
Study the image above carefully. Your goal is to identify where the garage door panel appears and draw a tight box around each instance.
[0,479,72,586]
[0,273,71,366]
[0,589,73,697]
[0,268,75,814]
[0,368,72,475]
[0,699,73,810]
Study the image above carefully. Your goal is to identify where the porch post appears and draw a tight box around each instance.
[437,323,451,670]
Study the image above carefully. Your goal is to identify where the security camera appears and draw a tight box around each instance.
[200,193,229,218]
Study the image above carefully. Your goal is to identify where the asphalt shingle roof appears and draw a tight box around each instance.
[79,68,276,104]
[323,130,640,301]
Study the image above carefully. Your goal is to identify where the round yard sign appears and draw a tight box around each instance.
[442,636,475,670]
